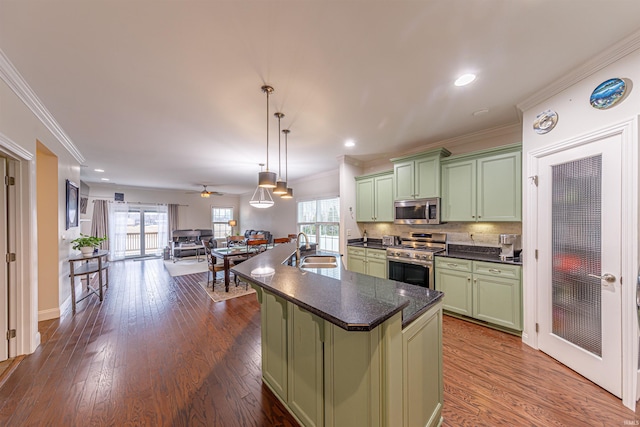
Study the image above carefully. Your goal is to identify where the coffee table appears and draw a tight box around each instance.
[173,243,204,262]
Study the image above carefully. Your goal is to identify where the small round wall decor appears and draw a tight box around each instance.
[590,78,627,110]
[533,109,558,134]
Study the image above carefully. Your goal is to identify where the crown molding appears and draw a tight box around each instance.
[517,29,640,112]
[0,131,33,161]
[0,49,84,164]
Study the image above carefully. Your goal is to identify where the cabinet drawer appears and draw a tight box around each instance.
[435,257,472,272]
[366,248,387,260]
[473,261,521,279]
[348,246,366,257]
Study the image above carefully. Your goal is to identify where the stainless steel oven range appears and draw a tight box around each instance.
[386,232,446,289]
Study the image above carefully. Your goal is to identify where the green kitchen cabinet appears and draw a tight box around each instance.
[250,282,444,427]
[435,257,522,332]
[347,246,366,274]
[391,148,451,200]
[287,303,325,427]
[347,246,387,279]
[472,261,522,331]
[434,258,473,316]
[261,289,289,402]
[441,144,522,222]
[355,171,394,222]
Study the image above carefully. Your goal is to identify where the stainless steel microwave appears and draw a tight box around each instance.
[394,197,441,225]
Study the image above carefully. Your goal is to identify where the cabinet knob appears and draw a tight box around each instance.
[471,215,475,218]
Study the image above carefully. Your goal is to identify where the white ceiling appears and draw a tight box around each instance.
[2,1,640,195]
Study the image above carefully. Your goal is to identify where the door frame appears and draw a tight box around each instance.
[0,132,39,358]
[524,117,639,410]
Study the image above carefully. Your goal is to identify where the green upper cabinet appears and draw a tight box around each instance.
[391,148,451,200]
[355,171,394,222]
[441,144,522,222]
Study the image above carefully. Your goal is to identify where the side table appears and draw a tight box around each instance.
[69,250,109,314]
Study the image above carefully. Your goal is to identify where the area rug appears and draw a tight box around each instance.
[198,280,256,302]
[163,258,209,277]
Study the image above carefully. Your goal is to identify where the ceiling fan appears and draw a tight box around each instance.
[187,185,223,198]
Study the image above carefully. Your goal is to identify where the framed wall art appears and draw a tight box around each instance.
[66,179,79,230]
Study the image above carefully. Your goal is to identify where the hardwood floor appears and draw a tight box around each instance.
[0,258,637,426]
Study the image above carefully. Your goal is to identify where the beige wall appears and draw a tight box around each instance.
[36,142,59,318]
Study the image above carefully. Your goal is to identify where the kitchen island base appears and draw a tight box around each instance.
[252,284,443,427]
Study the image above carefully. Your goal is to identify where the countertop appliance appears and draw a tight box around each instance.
[382,235,401,246]
[499,234,522,260]
[394,197,441,225]
[387,232,447,289]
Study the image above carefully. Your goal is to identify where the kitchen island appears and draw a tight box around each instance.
[232,242,444,427]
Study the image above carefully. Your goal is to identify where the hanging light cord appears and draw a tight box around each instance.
[284,129,289,182]
[276,113,283,178]
[265,88,270,171]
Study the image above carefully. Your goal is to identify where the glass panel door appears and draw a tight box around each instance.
[126,207,163,258]
[551,155,602,356]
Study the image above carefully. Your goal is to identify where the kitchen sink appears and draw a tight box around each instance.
[300,255,338,269]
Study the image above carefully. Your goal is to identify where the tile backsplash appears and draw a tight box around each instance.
[357,222,522,247]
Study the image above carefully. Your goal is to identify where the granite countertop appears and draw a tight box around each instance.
[346,238,387,250]
[436,244,523,266]
[231,242,443,331]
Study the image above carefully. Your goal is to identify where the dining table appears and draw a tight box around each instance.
[211,244,274,291]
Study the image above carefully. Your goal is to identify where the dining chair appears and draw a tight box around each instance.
[246,233,268,253]
[273,237,291,245]
[203,241,224,288]
[227,235,246,247]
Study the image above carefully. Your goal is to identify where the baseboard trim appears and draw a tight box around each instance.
[38,308,61,322]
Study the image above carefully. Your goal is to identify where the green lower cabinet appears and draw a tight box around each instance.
[435,257,522,332]
[261,290,289,402]
[347,247,387,279]
[288,303,324,427]
[473,273,522,331]
[347,247,366,274]
[434,268,472,316]
[257,286,444,427]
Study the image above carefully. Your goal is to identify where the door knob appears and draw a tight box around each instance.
[588,273,616,283]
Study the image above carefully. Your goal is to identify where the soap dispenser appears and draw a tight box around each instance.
[363,229,368,243]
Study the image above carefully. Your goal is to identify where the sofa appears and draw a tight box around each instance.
[243,229,273,245]
[171,229,214,261]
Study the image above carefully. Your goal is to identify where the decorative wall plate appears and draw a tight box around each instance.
[590,78,627,109]
[533,109,558,134]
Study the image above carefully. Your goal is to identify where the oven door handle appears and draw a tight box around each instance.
[387,258,431,268]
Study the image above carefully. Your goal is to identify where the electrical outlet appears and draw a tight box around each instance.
[347,229,352,236]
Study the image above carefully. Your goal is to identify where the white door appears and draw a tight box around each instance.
[0,158,8,362]
[537,133,622,397]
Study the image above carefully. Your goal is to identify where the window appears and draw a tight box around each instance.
[297,197,340,252]
[212,207,234,238]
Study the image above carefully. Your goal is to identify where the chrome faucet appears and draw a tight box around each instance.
[296,232,311,266]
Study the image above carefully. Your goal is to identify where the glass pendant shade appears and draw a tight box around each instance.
[258,170,277,188]
[273,180,288,195]
[249,186,274,209]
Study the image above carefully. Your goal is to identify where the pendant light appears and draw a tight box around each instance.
[258,85,277,188]
[281,129,294,199]
[273,112,288,195]
[250,163,275,208]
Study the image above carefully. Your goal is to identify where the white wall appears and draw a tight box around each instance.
[0,70,81,354]
[84,182,241,231]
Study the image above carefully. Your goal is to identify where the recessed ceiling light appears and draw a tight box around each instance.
[454,73,476,87]
[94,168,105,172]
[345,139,355,147]
[101,178,110,181]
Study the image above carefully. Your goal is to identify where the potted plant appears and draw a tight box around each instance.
[71,233,107,257]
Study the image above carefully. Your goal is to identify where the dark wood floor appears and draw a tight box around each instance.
[0,258,637,426]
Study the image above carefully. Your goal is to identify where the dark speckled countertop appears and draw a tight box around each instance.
[437,244,523,265]
[346,238,387,250]
[231,242,443,331]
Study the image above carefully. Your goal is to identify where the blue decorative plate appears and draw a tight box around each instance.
[533,109,558,134]
[590,78,627,109]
